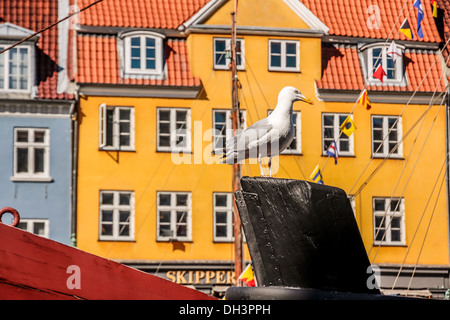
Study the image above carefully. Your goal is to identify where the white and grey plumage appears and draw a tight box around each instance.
[220,86,313,176]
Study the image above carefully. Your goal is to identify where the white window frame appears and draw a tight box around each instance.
[212,109,247,153]
[99,104,135,151]
[157,107,191,152]
[213,192,234,242]
[123,31,164,76]
[213,38,245,70]
[0,44,31,92]
[157,192,192,242]
[268,39,300,72]
[367,45,403,84]
[99,190,135,241]
[13,128,51,181]
[371,115,402,158]
[373,197,405,245]
[322,113,354,156]
[17,219,49,238]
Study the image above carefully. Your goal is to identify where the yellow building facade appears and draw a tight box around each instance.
[75,0,450,296]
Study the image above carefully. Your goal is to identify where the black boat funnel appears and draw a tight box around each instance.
[226,177,386,299]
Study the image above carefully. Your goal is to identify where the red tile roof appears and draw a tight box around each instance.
[436,0,450,67]
[77,0,210,29]
[302,0,442,43]
[0,0,73,100]
[76,35,201,87]
[317,44,446,93]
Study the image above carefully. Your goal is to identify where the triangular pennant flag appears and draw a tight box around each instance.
[238,264,256,287]
[399,18,413,39]
[326,141,339,165]
[386,41,402,62]
[310,164,324,184]
[357,89,372,110]
[340,116,356,138]
[373,65,387,83]
[431,0,438,18]
[413,0,424,38]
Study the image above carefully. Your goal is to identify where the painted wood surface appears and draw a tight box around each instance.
[0,222,215,300]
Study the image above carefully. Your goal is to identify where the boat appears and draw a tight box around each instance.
[0,207,215,300]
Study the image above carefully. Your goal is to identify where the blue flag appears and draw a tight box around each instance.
[326,141,338,165]
[413,0,424,38]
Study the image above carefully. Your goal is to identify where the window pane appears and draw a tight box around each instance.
[177,211,187,223]
[159,194,171,206]
[146,37,155,48]
[159,135,170,147]
[119,211,129,222]
[159,110,170,121]
[286,56,296,68]
[16,130,28,142]
[34,148,45,173]
[374,199,385,211]
[159,225,172,237]
[119,224,130,236]
[101,193,114,205]
[216,211,227,224]
[33,222,46,236]
[131,37,140,46]
[17,148,28,173]
[176,194,188,206]
[176,110,187,122]
[146,59,155,69]
[101,223,113,236]
[159,123,170,134]
[34,131,45,143]
[323,115,333,126]
[106,109,114,146]
[131,59,141,69]
[101,210,113,222]
[176,225,187,237]
[271,42,281,54]
[159,211,170,223]
[215,194,228,207]
[373,117,383,128]
[286,43,296,55]
[216,225,227,238]
[271,55,281,67]
[119,193,131,205]
[131,47,140,58]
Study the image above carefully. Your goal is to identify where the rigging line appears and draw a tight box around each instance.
[391,151,449,291]
[0,0,104,55]
[405,163,447,295]
[368,92,444,258]
[349,39,450,197]
[369,93,447,262]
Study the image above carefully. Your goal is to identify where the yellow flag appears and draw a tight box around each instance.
[238,264,256,287]
[340,116,356,137]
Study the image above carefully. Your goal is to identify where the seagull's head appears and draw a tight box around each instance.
[279,86,313,105]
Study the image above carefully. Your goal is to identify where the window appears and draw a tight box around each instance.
[157,192,191,241]
[212,109,246,152]
[213,193,234,242]
[123,31,164,76]
[372,115,402,158]
[268,110,301,154]
[99,191,134,241]
[322,114,354,156]
[367,45,403,83]
[157,108,191,152]
[0,45,30,91]
[17,219,49,238]
[268,40,299,72]
[99,104,134,151]
[213,38,245,70]
[373,198,405,245]
[13,128,50,180]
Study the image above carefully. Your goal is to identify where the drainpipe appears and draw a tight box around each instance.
[70,100,79,247]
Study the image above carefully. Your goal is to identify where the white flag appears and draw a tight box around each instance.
[385,41,402,62]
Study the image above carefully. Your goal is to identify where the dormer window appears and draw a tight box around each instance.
[0,46,30,91]
[361,42,405,85]
[121,31,165,77]
[0,22,36,94]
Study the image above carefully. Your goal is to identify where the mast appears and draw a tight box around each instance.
[230,8,243,286]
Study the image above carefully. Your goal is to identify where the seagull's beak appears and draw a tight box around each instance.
[298,94,314,105]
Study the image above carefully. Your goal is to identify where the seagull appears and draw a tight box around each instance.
[220,86,313,176]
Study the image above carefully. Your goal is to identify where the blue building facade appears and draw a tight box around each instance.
[0,103,74,245]
[0,3,75,245]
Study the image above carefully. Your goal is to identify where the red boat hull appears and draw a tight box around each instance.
[0,222,215,300]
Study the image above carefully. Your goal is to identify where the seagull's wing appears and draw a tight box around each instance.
[221,118,273,164]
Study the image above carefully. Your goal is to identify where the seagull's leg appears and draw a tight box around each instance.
[268,156,273,177]
[258,156,265,176]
